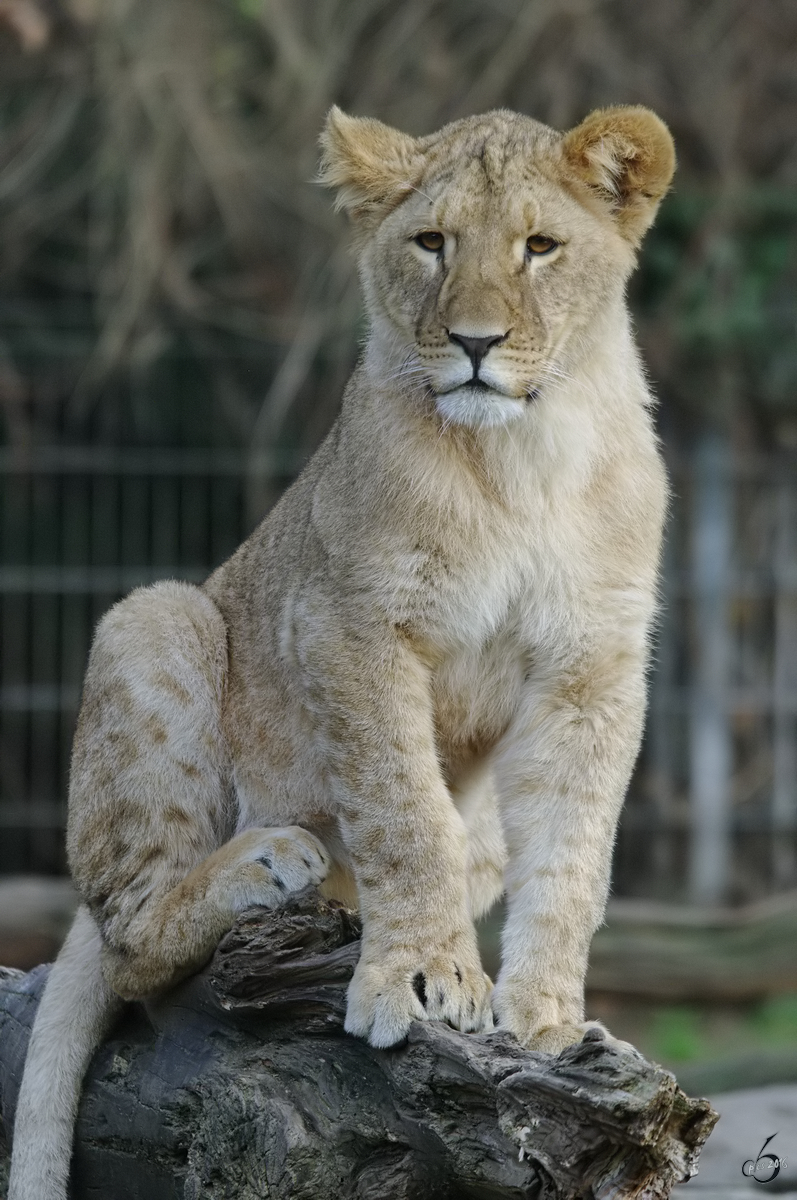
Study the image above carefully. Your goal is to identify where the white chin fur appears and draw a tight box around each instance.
[435,388,526,429]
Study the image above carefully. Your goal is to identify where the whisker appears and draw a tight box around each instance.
[404,183,435,206]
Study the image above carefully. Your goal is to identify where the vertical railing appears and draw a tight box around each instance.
[773,481,797,887]
[688,435,733,904]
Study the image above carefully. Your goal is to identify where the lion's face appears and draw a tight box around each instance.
[321,107,675,430]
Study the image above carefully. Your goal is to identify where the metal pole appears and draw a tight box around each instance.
[688,433,733,904]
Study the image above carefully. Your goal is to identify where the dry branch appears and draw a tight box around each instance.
[0,890,717,1200]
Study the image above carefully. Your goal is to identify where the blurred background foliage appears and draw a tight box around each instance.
[0,0,796,457]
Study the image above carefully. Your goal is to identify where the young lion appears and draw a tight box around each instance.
[9,104,674,1199]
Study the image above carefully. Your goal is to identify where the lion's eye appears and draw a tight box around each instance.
[415,231,445,253]
[526,234,558,256]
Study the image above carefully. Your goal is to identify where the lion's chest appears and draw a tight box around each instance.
[395,529,580,782]
[430,625,529,785]
[379,495,584,649]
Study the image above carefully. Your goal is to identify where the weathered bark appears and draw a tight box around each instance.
[0,890,717,1200]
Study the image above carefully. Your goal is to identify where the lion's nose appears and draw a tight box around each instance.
[447,330,507,375]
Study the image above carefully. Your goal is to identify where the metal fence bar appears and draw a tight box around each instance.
[0,686,81,712]
[0,566,205,594]
[688,435,733,904]
[0,802,67,827]
[0,448,304,475]
[773,481,797,885]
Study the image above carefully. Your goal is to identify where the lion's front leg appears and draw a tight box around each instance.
[492,649,648,1053]
[297,614,493,1048]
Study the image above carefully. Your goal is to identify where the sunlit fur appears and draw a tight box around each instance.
[10,104,674,1200]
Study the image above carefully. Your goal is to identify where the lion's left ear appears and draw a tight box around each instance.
[319,107,423,222]
[562,107,675,245]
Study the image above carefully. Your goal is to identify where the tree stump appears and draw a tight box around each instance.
[0,890,718,1199]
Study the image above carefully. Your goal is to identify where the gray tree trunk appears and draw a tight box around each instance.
[0,891,717,1200]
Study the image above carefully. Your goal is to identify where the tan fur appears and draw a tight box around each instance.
[11,103,674,1200]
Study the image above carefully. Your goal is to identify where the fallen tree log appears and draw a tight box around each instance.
[587,890,797,1002]
[0,890,717,1200]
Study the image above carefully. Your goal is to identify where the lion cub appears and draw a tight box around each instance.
[10,104,674,1199]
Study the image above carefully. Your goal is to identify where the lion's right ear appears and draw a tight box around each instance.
[562,107,675,246]
[319,107,423,220]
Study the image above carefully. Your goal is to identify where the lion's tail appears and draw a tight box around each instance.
[8,905,123,1200]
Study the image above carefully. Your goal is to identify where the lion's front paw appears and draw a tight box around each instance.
[492,977,587,1053]
[525,1021,640,1055]
[225,826,330,911]
[493,977,636,1055]
[522,1020,597,1054]
[345,941,494,1049]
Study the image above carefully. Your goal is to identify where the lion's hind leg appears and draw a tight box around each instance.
[68,580,329,1000]
[100,823,330,999]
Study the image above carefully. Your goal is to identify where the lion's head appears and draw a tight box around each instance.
[320,106,674,430]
